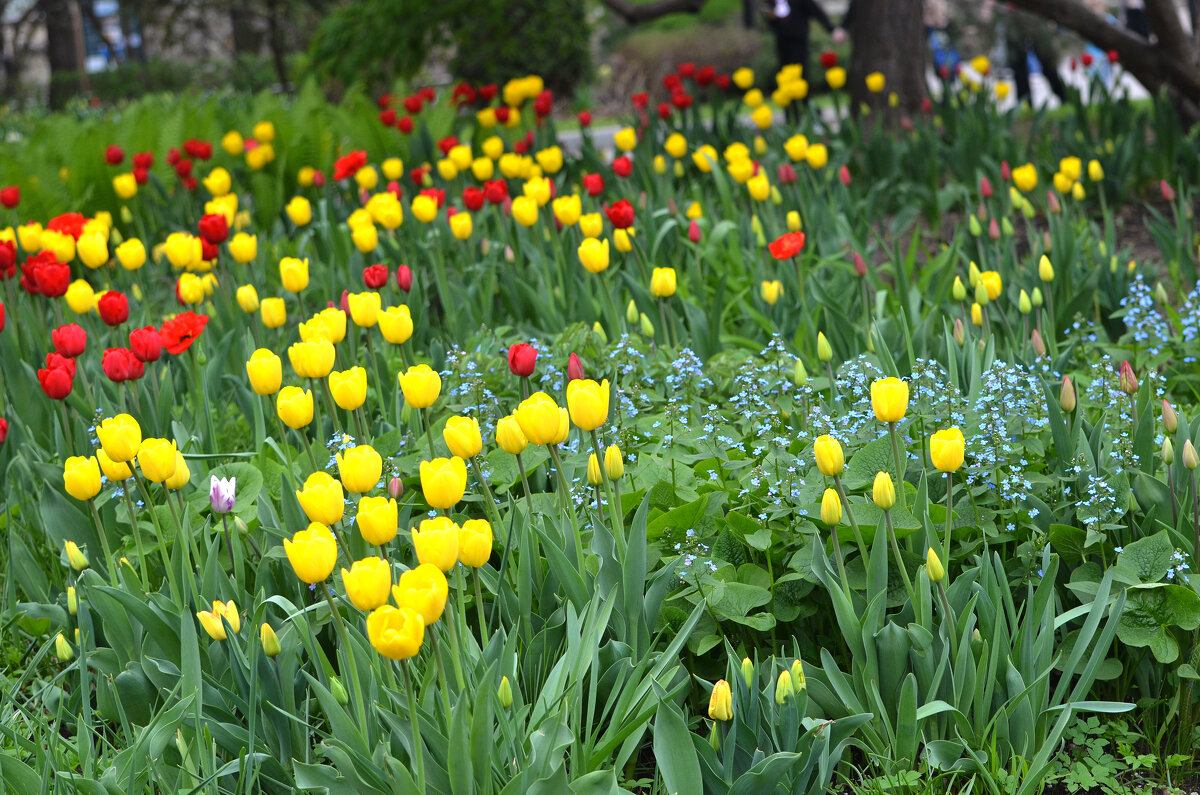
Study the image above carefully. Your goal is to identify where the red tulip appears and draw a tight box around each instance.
[677,62,695,78]
[507,343,537,377]
[1119,361,1138,394]
[768,231,806,260]
[132,151,153,170]
[631,92,649,110]
[612,157,633,178]
[494,106,511,124]
[159,311,209,355]
[105,144,125,165]
[0,300,4,332]
[0,417,7,444]
[97,291,129,326]
[404,95,423,114]
[48,212,87,239]
[174,158,193,179]
[0,239,14,279]
[484,180,508,205]
[396,264,413,292]
[853,252,867,277]
[198,213,229,245]
[582,173,604,197]
[129,326,162,362]
[182,176,198,192]
[658,101,673,118]
[777,163,798,185]
[1081,52,1094,67]
[102,347,144,382]
[363,264,389,289]
[0,185,19,208]
[397,116,414,134]
[201,240,219,262]
[670,92,692,110]
[1161,180,1176,202]
[333,150,368,182]
[578,110,592,127]
[46,352,76,378]
[38,364,73,399]
[437,135,458,156]
[36,260,71,297]
[688,220,701,243]
[1000,161,1011,181]
[980,176,993,198]
[838,165,851,185]
[1107,49,1119,64]
[379,108,397,126]
[463,186,485,211]
[478,84,498,102]
[696,65,716,86]
[819,51,838,69]
[166,147,181,166]
[920,97,932,114]
[133,168,149,184]
[605,199,635,229]
[663,74,681,92]
[534,90,553,117]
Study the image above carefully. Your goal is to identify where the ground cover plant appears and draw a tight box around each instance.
[1,57,1200,793]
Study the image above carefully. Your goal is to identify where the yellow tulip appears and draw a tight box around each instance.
[197,599,240,640]
[732,67,754,89]
[614,127,637,151]
[357,496,398,545]
[97,449,133,481]
[276,386,314,429]
[578,213,603,239]
[260,297,286,329]
[535,146,563,174]
[412,516,460,571]
[458,519,493,567]
[692,145,718,172]
[113,173,137,200]
[352,223,379,253]
[392,563,448,625]
[165,451,190,490]
[865,72,886,93]
[552,194,581,227]
[926,548,945,582]
[288,338,336,379]
[316,307,347,343]
[821,487,842,526]
[348,291,381,328]
[578,238,609,274]
[980,271,1002,301]
[471,156,494,181]
[378,305,414,344]
[495,414,528,455]
[341,557,392,610]
[236,284,259,314]
[566,378,610,431]
[337,444,383,494]
[63,456,102,501]
[826,66,846,90]
[112,238,145,271]
[443,416,482,459]
[805,143,828,169]
[709,679,733,721]
[399,364,441,408]
[449,212,472,240]
[1012,163,1038,193]
[285,196,312,226]
[412,194,438,223]
[512,195,538,227]
[261,623,281,656]
[664,133,688,159]
[284,522,338,583]
[279,257,309,293]
[760,280,783,306]
[613,229,633,253]
[246,349,282,395]
[813,435,844,477]
[65,280,95,314]
[873,471,896,510]
[136,438,178,483]
[515,392,563,446]
[650,267,676,298]
[97,414,142,463]
[367,605,424,660]
[605,445,623,479]
[420,457,467,510]
[930,428,965,473]
[329,367,368,411]
[870,377,909,423]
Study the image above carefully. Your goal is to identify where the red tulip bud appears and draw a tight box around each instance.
[396,264,412,292]
[838,165,851,185]
[1000,161,1011,181]
[340,290,350,315]
[0,417,7,444]
[507,343,537,377]
[1163,400,1178,433]
[1160,180,1176,202]
[1031,329,1046,357]
[688,220,701,243]
[1046,190,1061,214]
[388,476,404,499]
[980,176,993,198]
[853,252,867,277]
[1119,360,1138,394]
[567,352,585,382]
[1060,375,1076,412]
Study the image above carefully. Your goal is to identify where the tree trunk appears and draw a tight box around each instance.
[41,0,86,108]
[848,0,925,118]
[265,0,291,91]
[1006,0,1200,122]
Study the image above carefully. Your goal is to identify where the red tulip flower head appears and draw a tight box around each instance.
[105,144,125,165]
[0,417,7,444]
[567,352,585,382]
[102,347,145,382]
[97,291,129,326]
[582,173,604,197]
[768,231,806,260]
[396,264,413,292]
[606,199,635,229]
[159,311,209,355]
[198,213,229,245]
[507,343,537,377]
[0,185,19,208]
[363,264,389,289]
[38,358,73,399]
[129,326,163,362]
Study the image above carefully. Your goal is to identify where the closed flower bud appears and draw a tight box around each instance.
[790,659,806,690]
[740,656,754,687]
[592,321,607,344]
[276,386,314,429]
[567,378,610,431]
[1031,328,1046,357]
[412,516,460,572]
[952,276,967,301]
[1038,255,1054,282]
[1183,440,1199,471]
[873,471,896,510]
[587,453,603,486]
[626,299,639,325]
[926,547,945,582]
[639,312,655,338]
[498,675,514,708]
[55,632,74,661]
[65,540,89,570]
[1119,360,1138,395]
[775,669,794,704]
[341,557,392,610]
[793,358,808,385]
[1162,438,1175,465]
[1060,376,1077,412]
[67,586,77,615]
[974,280,990,306]
[1163,400,1178,433]
[813,435,844,477]
[953,317,965,345]
[820,487,842,526]
[708,679,732,721]
[1018,290,1032,315]
[816,332,832,362]
[605,445,624,480]
[261,623,281,657]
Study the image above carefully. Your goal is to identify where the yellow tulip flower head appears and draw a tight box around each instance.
[930,428,966,473]
[329,367,368,411]
[63,456,102,501]
[393,563,449,625]
[246,349,283,396]
[443,416,483,459]
[341,557,392,610]
[419,457,467,510]
[378,305,414,344]
[366,605,424,660]
[337,444,383,494]
[566,378,610,431]
[813,435,844,477]
[136,438,178,483]
[399,363,441,408]
[411,516,461,571]
[515,392,564,446]
[458,519,493,567]
[96,414,142,463]
[870,377,909,423]
[296,471,345,525]
[284,522,338,583]
[356,495,399,546]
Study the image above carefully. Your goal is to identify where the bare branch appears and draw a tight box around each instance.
[598,0,705,25]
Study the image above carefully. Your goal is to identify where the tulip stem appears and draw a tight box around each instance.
[833,477,868,563]
[469,457,502,529]
[120,482,150,590]
[828,522,851,600]
[548,445,585,565]
[936,579,959,662]
[516,453,533,507]
[473,570,488,647]
[399,662,426,793]
[428,631,455,717]
[322,588,368,742]
[87,499,118,583]
[888,422,908,514]
[658,299,671,350]
[590,430,626,560]
[885,509,915,606]
[131,467,183,602]
[446,584,467,690]
[420,408,436,460]
[943,472,954,563]
[221,514,236,574]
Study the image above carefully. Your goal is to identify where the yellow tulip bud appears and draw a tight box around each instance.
[813,435,844,477]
